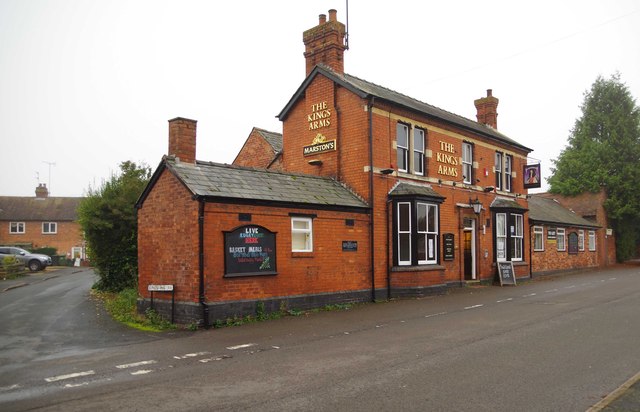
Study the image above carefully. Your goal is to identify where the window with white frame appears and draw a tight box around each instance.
[396,123,409,173]
[42,222,57,234]
[496,213,507,261]
[504,155,512,192]
[413,128,425,176]
[533,226,544,251]
[578,230,585,251]
[291,217,313,252]
[10,222,25,234]
[496,212,523,261]
[511,214,523,261]
[495,152,503,190]
[396,200,440,266]
[557,228,566,251]
[462,142,473,184]
[588,230,596,251]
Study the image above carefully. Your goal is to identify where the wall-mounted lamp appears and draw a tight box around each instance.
[380,168,394,175]
[483,186,495,193]
[470,197,483,215]
[308,159,323,166]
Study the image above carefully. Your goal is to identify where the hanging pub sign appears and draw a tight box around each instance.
[523,164,542,189]
[224,225,277,277]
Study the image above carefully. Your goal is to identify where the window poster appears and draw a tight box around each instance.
[224,225,277,277]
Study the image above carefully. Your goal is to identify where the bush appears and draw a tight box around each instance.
[31,247,57,257]
[1,255,26,279]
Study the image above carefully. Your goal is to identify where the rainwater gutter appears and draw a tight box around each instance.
[198,198,210,328]
[368,97,376,302]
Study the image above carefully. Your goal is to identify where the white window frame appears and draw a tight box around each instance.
[588,230,596,251]
[533,226,544,251]
[504,155,512,192]
[10,222,25,234]
[42,222,58,234]
[495,152,503,190]
[417,202,438,264]
[413,128,425,176]
[496,213,507,262]
[462,142,473,184]
[511,214,523,261]
[578,230,585,251]
[397,202,412,266]
[291,217,313,252]
[557,228,566,251]
[396,123,409,173]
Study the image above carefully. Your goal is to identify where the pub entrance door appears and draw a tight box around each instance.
[463,218,476,280]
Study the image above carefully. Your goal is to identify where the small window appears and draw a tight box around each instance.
[291,217,313,252]
[396,123,409,173]
[533,226,544,251]
[511,214,523,261]
[397,202,412,265]
[496,213,507,261]
[588,231,596,251]
[462,143,473,184]
[495,152,503,190]
[578,230,585,251]
[557,228,566,251]
[413,128,425,176]
[42,222,57,234]
[10,222,25,234]
[504,155,512,192]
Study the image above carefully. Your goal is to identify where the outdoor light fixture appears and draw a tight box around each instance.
[470,197,483,215]
[484,186,495,192]
[380,168,394,175]
[308,159,323,166]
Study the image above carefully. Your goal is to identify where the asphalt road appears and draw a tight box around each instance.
[1,266,639,411]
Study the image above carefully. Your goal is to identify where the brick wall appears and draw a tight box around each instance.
[0,220,83,256]
[233,129,281,170]
[530,224,599,275]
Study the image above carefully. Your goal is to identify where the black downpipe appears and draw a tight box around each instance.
[198,199,210,328]
[368,97,376,302]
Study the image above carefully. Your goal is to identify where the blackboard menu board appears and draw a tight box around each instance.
[568,232,579,254]
[443,233,455,261]
[224,225,277,277]
[497,261,516,286]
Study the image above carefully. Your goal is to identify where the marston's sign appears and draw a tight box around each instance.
[303,133,337,156]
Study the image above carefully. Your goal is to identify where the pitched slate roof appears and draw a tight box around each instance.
[490,197,528,211]
[528,195,599,228]
[138,157,368,211]
[0,196,82,221]
[388,181,445,201]
[256,128,283,153]
[278,65,532,152]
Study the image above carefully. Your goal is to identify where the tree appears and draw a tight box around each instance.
[548,73,640,261]
[78,161,151,291]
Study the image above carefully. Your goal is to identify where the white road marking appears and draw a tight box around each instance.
[522,293,537,297]
[0,384,20,391]
[45,370,95,383]
[565,285,576,289]
[545,289,559,293]
[425,312,447,318]
[272,345,280,349]
[609,278,617,280]
[130,369,153,375]
[173,351,211,359]
[226,344,256,351]
[115,360,157,369]
[496,298,513,303]
[64,382,90,389]
[464,304,484,310]
[199,355,231,363]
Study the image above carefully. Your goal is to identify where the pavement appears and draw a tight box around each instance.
[2,264,639,411]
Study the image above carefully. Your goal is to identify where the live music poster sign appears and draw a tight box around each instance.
[224,225,277,277]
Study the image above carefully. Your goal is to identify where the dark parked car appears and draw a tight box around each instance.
[0,247,52,272]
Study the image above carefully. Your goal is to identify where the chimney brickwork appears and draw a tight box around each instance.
[303,9,347,76]
[168,117,197,163]
[35,183,49,198]
[474,89,499,129]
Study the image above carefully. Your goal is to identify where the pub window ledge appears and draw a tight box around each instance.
[291,252,315,258]
[492,261,528,268]
[391,264,445,273]
[224,271,278,278]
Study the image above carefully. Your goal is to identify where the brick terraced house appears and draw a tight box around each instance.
[136,10,612,325]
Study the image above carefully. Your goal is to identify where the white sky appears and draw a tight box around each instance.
[1,0,638,197]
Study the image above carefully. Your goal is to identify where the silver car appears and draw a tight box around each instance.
[0,247,52,272]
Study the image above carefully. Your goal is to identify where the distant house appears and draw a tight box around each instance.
[0,184,85,260]
[233,127,283,170]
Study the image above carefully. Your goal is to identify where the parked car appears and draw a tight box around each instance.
[0,247,52,272]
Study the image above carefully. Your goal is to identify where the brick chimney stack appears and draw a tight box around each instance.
[168,117,197,163]
[474,89,499,129]
[35,183,49,198]
[303,9,347,76]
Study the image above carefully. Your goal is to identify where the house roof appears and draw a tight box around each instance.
[0,196,82,221]
[278,65,532,153]
[256,128,283,153]
[528,195,600,228]
[388,181,445,201]
[490,197,528,211]
[137,157,369,211]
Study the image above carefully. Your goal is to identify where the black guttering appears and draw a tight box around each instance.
[529,218,600,230]
[368,96,376,302]
[198,198,209,328]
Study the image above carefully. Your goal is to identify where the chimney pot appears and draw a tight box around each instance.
[328,9,337,22]
[319,14,326,24]
[487,89,492,97]
[303,9,347,76]
[35,183,49,198]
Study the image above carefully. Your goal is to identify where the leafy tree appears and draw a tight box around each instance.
[548,73,640,261]
[78,161,151,291]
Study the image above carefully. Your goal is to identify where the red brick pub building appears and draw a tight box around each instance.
[136,10,609,325]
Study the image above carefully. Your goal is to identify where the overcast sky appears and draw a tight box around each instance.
[1,0,638,197]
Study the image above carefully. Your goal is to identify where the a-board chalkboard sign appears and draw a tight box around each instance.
[224,225,277,277]
[443,233,455,261]
[497,261,516,286]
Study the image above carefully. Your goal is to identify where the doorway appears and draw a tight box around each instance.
[463,218,476,280]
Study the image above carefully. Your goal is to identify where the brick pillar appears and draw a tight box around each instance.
[303,9,347,76]
[168,117,197,163]
[474,89,499,129]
